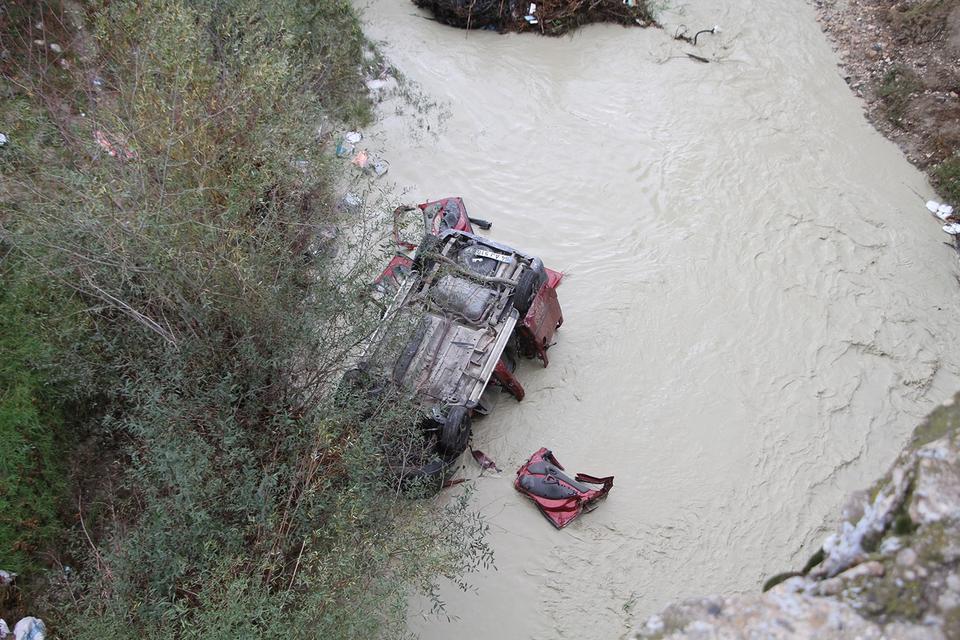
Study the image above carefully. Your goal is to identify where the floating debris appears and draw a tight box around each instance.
[412,0,656,35]
[470,447,501,472]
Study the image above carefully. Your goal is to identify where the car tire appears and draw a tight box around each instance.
[511,258,547,319]
[438,405,471,457]
[394,455,454,496]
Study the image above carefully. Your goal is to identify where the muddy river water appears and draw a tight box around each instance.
[353,1,960,637]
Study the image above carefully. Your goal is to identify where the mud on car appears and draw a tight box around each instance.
[342,216,562,492]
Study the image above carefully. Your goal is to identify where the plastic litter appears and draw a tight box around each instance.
[0,570,15,585]
[942,223,960,235]
[365,78,387,91]
[335,140,354,158]
[351,149,369,169]
[93,129,135,160]
[0,619,9,639]
[0,133,7,147]
[344,131,362,144]
[366,157,389,178]
[938,203,954,218]
[927,200,941,213]
[340,192,362,211]
[49,43,62,54]
[12,618,45,640]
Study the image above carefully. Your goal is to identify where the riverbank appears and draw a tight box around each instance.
[813,0,960,203]
[0,2,488,637]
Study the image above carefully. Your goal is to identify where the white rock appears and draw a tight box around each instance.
[880,536,903,554]
[947,573,960,592]
[897,547,917,567]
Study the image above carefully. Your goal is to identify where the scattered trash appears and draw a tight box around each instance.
[93,129,136,160]
[674,24,721,45]
[0,619,8,639]
[344,131,362,144]
[470,447,501,472]
[524,2,538,23]
[942,223,960,235]
[926,200,956,222]
[365,78,387,91]
[12,618,45,640]
[49,43,62,54]
[351,149,369,168]
[0,570,15,586]
[335,139,354,158]
[366,157,389,178]
[91,76,104,88]
[340,192,362,212]
[0,133,8,147]
[33,39,44,47]
[514,448,613,528]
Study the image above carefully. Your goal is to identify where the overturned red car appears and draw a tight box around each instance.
[348,197,564,491]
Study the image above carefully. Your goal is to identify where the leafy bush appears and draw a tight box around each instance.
[934,155,960,204]
[1,0,490,636]
[878,65,922,126]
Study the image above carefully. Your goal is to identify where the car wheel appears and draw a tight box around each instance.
[438,405,471,457]
[388,456,450,496]
[511,258,547,319]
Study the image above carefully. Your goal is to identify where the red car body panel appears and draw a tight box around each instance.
[514,448,614,529]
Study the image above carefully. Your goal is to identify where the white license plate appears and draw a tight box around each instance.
[474,249,511,262]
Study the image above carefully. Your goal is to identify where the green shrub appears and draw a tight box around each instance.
[878,65,922,126]
[2,0,490,636]
[0,278,65,575]
[934,155,960,204]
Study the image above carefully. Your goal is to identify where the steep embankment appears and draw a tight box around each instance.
[631,395,960,639]
[814,0,960,203]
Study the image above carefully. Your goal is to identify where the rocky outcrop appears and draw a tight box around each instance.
[631,393,960,640]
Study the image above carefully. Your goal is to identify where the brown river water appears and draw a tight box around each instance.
[352,1,960,637]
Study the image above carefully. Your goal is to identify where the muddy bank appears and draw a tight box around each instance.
[631,394,960,639]
[354,0,960,637]
[813,0,960,203]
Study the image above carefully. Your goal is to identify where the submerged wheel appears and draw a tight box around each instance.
[438,405,471,457]
[391,455,454,496]
[512,258,547,319]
